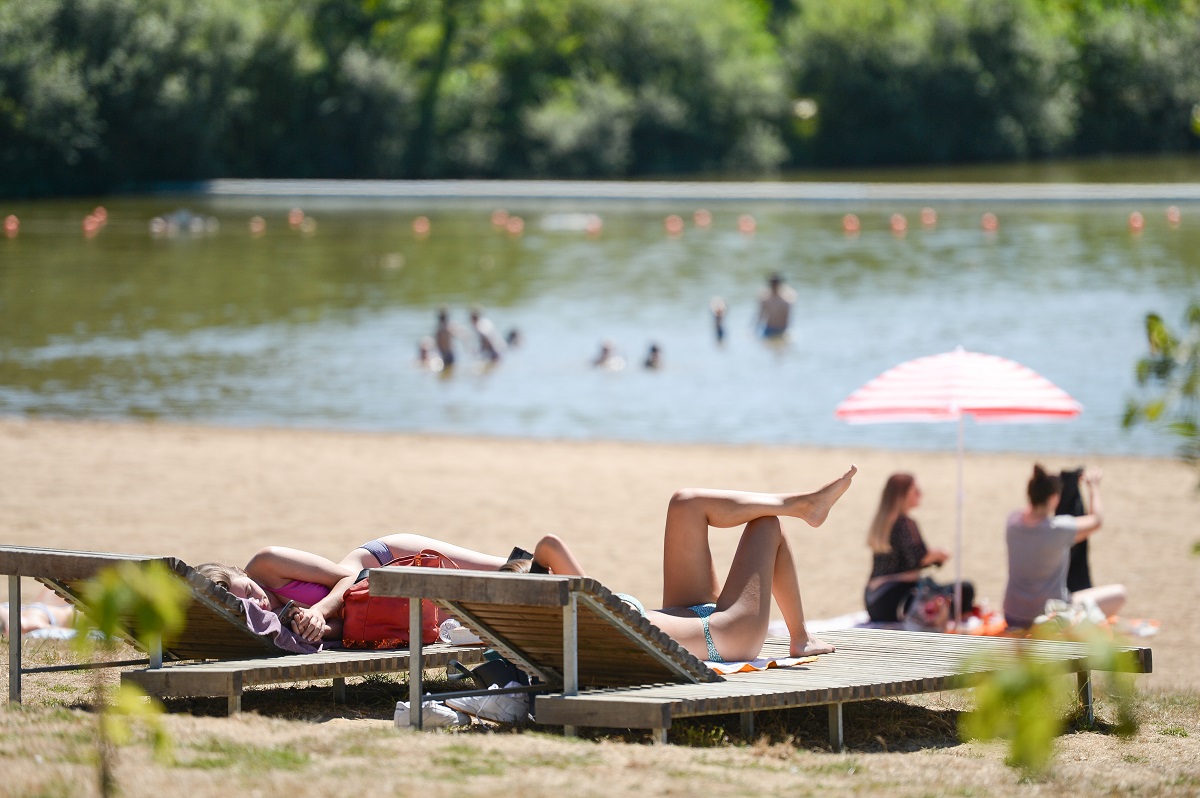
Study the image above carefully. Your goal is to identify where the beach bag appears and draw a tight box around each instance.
[902,577,950,632]
[342,549,458,649]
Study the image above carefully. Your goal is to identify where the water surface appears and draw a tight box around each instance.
[2,178,1197,456]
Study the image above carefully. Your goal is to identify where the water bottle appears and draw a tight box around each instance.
[439,617,463,643]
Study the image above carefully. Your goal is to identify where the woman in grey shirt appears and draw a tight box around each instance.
[1003,465,1126,629]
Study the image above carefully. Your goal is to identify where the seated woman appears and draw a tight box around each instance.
[200,465,858,661]
[1003,465,1126,630]
[863,473,974,623]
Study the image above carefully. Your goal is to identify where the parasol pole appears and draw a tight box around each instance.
[954,412,964,628]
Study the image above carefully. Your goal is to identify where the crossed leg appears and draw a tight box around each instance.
[656,466,856,660]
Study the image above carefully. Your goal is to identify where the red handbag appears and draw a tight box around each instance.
[341,549,458,649]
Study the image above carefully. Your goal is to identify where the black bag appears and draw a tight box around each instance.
[447,652,529,690]
[1057,467,1093,593]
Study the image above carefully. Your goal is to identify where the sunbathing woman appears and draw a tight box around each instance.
[199,465,857,660]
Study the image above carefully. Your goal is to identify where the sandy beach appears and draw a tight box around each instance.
[2,417,1195,691]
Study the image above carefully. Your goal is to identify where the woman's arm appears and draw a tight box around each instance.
[244,546,356,642]
[533,534,586,576]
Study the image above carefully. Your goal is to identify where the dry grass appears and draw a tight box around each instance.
[3,640,1199,798]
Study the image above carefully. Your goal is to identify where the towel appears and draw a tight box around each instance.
[237,597,323,654]
[705,655,817,675]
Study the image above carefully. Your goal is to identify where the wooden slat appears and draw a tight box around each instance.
[370,568,572,607]
[125,644,486,698]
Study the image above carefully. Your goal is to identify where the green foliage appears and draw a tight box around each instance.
[782,0,1077,166]
[71,561,190,797]
[960,652,1069,774]
[1124,303,1200,476]
[959,624,1140,775]
[2,0,1200,193]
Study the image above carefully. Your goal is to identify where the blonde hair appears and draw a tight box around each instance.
[498,558,532,573]
[196,562,246,591]
[867,473,915,554]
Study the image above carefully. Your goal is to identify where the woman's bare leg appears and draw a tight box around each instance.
[661,466,857,608]
[700,518,834,661]
[340,533,508,573]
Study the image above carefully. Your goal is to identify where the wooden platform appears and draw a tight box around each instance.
[533,628,1152,745]
[123,643,485,714]
[369,567,1153,748]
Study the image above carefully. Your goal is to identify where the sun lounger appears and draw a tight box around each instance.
[1,545,483,714]
[370,567,1153,748]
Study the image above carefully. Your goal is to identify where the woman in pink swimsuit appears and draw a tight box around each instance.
[199,464,857,659]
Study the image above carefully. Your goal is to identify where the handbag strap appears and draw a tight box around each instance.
[380,548,461,570]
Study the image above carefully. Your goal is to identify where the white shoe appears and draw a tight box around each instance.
[444,682,530,724]
[394,700,467,729]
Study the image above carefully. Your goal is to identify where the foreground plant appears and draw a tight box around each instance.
[959,623,1141,776]
[72,560,189,797]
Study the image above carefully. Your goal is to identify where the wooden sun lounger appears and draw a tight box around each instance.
[1,545,483,714]
[370,567,1153,748]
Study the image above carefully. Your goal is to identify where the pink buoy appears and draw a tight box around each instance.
[693,209,712,228]
[491,209,509,228]
[737,214,756,234]
[413,216,431,237]
[288,207,305,228]
[890,213,907,236]
[505,215,525,235]
[664,214,684,236]
[842,213,860,235]
[1128,211,1145,233]
[249,216,266,236]
[92,206,108,224]
[920,207,937,228]
[3,215,18,237]
[1166,206,1182,229]
[981,212,999,233]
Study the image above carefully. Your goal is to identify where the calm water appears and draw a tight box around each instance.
[2,171,1199,456]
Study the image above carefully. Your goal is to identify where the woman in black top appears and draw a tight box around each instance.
[864,473,974,622]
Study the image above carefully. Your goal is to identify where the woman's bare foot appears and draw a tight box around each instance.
[791,635,835,657]
[796,465,857,527]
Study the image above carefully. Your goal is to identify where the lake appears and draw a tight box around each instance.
[2,167,1198,457]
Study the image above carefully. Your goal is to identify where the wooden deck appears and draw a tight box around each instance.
[532,628,1152,745]
[369,567,1153,748]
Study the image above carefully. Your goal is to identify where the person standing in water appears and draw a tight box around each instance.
[756,273,796,339]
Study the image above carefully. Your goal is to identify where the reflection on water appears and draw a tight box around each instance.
[1,184,1197,456]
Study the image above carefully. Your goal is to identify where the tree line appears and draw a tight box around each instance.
[1,0,1198,197]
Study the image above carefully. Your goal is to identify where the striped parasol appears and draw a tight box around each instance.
[835,347,1082,625]
[835,347,1082,424]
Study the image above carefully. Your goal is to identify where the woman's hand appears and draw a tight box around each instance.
[924,547,951,567]
[288,605,328,643]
